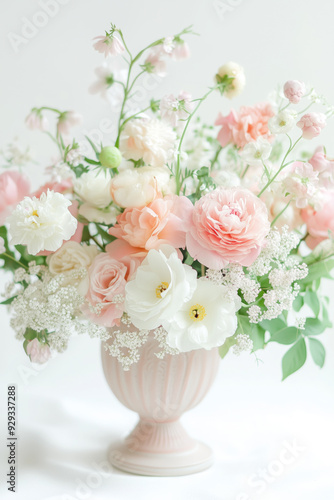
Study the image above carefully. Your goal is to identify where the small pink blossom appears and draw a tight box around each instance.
[0,171,30,225]
[170,40,190,60]
[215,103,274,149]
[186,187,270,269]
[282,161,319,209]
[309,146,334,188]
[296,112,326,139]
[93,35,124,57]
[160,91,193,127]
[109,194,193,251]
[283,80,306,104]
[301,191,334,249]
[25,109,49,131]
[26,338,51,364]
[57,111,83,136]
[89,61,127,103]
[144,52,167,77]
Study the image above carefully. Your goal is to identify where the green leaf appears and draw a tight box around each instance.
[23,328,37,341]
[293,294,304,312]
[219,334,237,359]
[260,317,286,334]
[270,326,301,345]
[81,225,91,242]
[299,259,334,285]
[308,337,325,368]
[95,225,116,244]
[237,315,265,351]
[84,157,101,166]
[304,291,320,316]
[304,318,328,336]
[282,338,307,380]
[0,296,17,305]
[85,135,100,158]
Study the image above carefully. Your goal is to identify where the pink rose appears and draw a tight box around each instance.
[297,112,326,139]
[26,338,51,364]
[215,103,274,149]
[84,253,128,327]
[109,194,193,250]
[186,187,270,269]
[0,171,30,225]
[301,192,334,249]
[283,80,306,104]
[309,146,334,188]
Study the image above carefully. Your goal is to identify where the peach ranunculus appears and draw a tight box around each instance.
[109,194,193,250]
[215,103,274,149]
[84,245,145,327]
[301,191,334,249]
[186,187,270,269]
[0,171,30,225]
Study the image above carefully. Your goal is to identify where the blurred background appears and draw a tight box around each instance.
[1,0,334,499]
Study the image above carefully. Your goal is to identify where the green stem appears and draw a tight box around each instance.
[258,135,302,197]
[2,253,29,271]
[89,233,105,251]
[211,146,222,168]
[176,86,218,194]
[270,199,291,227]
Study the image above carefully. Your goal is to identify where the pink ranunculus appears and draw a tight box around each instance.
[215,103,274,149]
[84,253,130,327]
[26,338,51,364]
[37,200,83,256]
[109,194,193,251]
[296,112,326,139]
[186,187,270,269]
[32,178,73,199]
[283,80,306,104]
[309,146,334,188]
[0,171,30,225]
[301,191,334,249]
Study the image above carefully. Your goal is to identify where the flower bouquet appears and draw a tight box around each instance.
[1,23,334,475]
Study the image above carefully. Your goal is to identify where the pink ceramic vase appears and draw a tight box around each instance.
[102,331,220,476]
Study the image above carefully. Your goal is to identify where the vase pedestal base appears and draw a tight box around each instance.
[108,440,213,476]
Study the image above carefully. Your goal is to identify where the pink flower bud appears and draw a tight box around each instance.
[26,338,51,364]
[296,112,326,139]
[283,80,306,104]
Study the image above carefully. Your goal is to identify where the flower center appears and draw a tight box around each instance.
[32,210,39,217]
[156,281,169,298]
[254,151,262,158]
[279,120,286,127]
[189,304,206,322]
[228,202,242,218]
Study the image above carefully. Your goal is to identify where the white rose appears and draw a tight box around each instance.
[74,171,112,208]
[7,190,77,255]
[125,245,197,330]
[110,169,157,208]
[165,279,238,352]
[47,241,99,295]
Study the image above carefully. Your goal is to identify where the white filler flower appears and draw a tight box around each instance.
[165,279,238,352]
[125,245,197,330]
[239,137,272,167]
[7,190,77,255]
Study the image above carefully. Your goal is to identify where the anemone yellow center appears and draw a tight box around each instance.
[156,282,169,298]
[189,304,206,322]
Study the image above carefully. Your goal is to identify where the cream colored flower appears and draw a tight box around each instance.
[216,62,246,99]
[119,118,176,168]
[74,170,113,208]
[7,190,77,255]
[110,166,173,209]
[78,203,119,225]
[47,241,99,295]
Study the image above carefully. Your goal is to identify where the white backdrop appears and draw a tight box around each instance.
[1,1,334,499]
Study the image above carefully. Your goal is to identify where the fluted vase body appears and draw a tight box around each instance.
[102,332,220,476]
